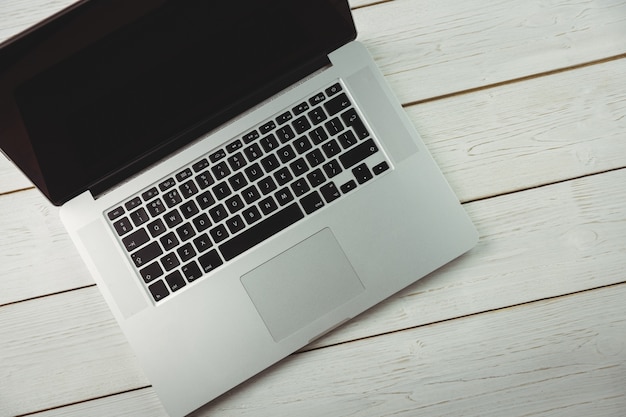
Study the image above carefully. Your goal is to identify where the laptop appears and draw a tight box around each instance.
[0,1,478,415]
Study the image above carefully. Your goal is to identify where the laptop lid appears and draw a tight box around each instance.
[0,0,356,206]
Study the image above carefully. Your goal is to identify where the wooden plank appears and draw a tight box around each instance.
[23,284,626,417]
[2,167,625,416]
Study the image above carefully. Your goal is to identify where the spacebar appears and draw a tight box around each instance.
[219,203,304,261]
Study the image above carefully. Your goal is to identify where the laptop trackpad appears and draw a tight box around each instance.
[241,228,364,342]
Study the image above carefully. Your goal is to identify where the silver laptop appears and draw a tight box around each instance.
[0,1,477,415]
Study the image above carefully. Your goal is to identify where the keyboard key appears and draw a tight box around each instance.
[260,154,280,172]
[219,203,304,261]
[193,233,213,253]
[113,217,133,236]
[292,115,311,134]
[301,191,325,214]
[309,92,326,105]
[209,224,229,244]
[352,163,373,184]
[324,92,351,116]
[195,171,214,189]
[149,280,169,302]
[276,111,293,125]
[373,161,390,175]
[325,83,342,97]
[309,126,328,145]
[308,107,327,125]
[180,200,199,219]
[242,206,262,225]
[306,168,326,187]
[160,232,179,251]
[260,121,276,135]
[227,152,247,171]
[226,215,246,234]
[289,158,309,177]
[179,180,199,198]
[196,191,215,210]
[340,180,357,194]
[322,159,343,178]
[242,185,261,204]
[293,101,309,115]
[277,144,297,163]
[242,130,260,144]
[177,243,196,263]
[209,204,229,223]
[276,125,296,143]
[131,241,163,268]
[274,167,293,186]
[192,213,212,232]
[305,149,325,167]
[140,261,163,284]
[293,136,312,154]
[244,143,263,161]
[211,161,231,180]
[258,176,277,195]
[122,228,150,252]
[338,131,358,149]
[192,158,209,172]
[164,190,183,208]
[209,149,227,163]
[165,270,186,292]
[339,138,379,169]
[176,222,196,242]
[258,197,278,215]
[291,178,310,197]
[228,172,248,191]
[146,218,167,237]
[212,182,232,200]
[107,206,124,221]
[146,198,166,216]
[182,261,202,282]
[141,187,159,201]
[260,134,279,153]
[274,187,294,206]
[324,117,344,135]
[226,139,243,153]
[320,182,341,203]
[160,252,180,271]
[198,250,223,273]
[163,209,183,228]
[176,168,193,182]
[341,108,369,140]
[159,177,176,191]
[225,195,245,214]
[322,139,341,158]
[124,197,142,211]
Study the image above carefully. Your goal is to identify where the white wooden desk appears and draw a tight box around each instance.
[1,1,625,416]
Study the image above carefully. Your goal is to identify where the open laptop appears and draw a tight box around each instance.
[0,0,478,415]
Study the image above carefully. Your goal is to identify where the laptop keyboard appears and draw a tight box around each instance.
[106,81,391,303]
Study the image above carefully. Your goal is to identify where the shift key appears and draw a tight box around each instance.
[339,138,379,169]
[131,241,163,268]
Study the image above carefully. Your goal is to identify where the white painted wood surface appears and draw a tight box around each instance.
[1,0,625,416]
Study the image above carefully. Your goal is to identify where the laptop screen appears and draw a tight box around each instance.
[0,0,355,205]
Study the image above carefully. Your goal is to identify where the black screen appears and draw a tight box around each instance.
[0,0,355,205]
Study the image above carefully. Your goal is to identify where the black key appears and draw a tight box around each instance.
[165,270,186,292]
[146,198,166,217]
[209,224,229,244]
[131,241,163,268]
[274,187,294,206]
[180,200,199,219]
[193,233,213,253]
[179,180,199,198]
[276,125,296,143]
[320,182,341,203]
[322,139,341,158]
[258,176,277,195]
[226,139,243,153]
[244,143,263,162]
[339,138,379,169]
[163,190,183,208]
[258,197,278,215]
[341,109,370,140]
[211,161,231,180]
[192,213,212,232]
[140,262,163,284]
[192,158,209,172]
[107,206,124,221]
[212,182,232,200]
[228,172,248,192]
[209,204,229,223]
[352,163,373,184]
[196,191,215,210]
[227,152,247,171]
[242,185,261,204]
[277,144,296,163]
[293,136,312,154]
[160,232,179,251]
[113,217,133,236]
[260,134,279,153]
[198,250,223,274]
[219,203,304,261]
[373,161,390,175]
[276,111,293,125]
[159,178,176,191]
[323,159,343,178]
[146,218,166,238]
[324,92,351,116]
[325,83,342,97]
[292,115,311,134]
[177,243,196,263]
[130,207,149,226]
[291,178,310,197]
[293,101,309,115]
[182,261,202,282]
[305,149,325,167]
[324,117,344,136]
[289,157,309,177]
[260,120,276,135]
[176,222,196,242]
[308,107,327,125]
[161,252,180,272]
[142,187,159,201]
[309,126,328,145]
[242,206,262,225]
[274,167,293,186]
[340,180,357,194]
[195,171,215,189]
[163,209,183,228]
[243,130,260,144]
[245,162,264,183]
[149,280,169,302]
[306,169,326,187]
[260,154,280,173]
[301,191,325,214]
[309,92,326,106]
[125,197,142,211]
[209,149,227,163]
[226,215,246,234]
[338,130,358,149]
[176,168,193,182]
[225,194,245,214]
[122,228,150,252]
